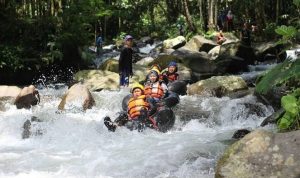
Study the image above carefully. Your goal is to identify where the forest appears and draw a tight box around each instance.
[0,0,299,84]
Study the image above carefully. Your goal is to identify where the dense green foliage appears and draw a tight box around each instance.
[277,88,300,131]
[0,0,300,83]
[255,58,300,95]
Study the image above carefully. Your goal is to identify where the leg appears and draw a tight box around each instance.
[104,116,117,132]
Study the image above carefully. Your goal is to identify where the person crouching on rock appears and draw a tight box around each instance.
[161,61,179,85]
[104,83,155,132]
[145,68,168,105]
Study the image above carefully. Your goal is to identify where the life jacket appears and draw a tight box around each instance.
[144,82,165,100]
[127,95,149,120]
[164,72,179,82]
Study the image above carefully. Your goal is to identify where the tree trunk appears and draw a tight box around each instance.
[198,0,204,30]
[183,0,196,32]
[255,0,266,35]
[276,0,280,25]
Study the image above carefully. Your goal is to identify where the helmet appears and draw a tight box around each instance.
[150,64,161,71]
[149,68,160,76]
[131,83,144,93]
[168,61,177,67]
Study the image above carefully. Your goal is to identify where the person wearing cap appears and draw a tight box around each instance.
[144,69,168,103]
[161,61,179,84]
[119,35,134,88]
[104,83,155,132]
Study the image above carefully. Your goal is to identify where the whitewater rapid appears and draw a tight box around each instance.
[0,84,274,178]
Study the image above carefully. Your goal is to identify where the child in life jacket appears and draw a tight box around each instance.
[144,68,168,104]
[104,83,154,132]
[161,61,179,85]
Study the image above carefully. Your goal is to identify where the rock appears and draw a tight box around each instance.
[58,83,95,111]
[0,86,21,98]
[260,108,285,127]
[22,119,31,139]
[208,45,221,60]
[232,129,251,139]
[187,76,248,97]
[98,58,119,73]
[74,64,149,91]
[219,42,256,65]
[14,85,40,109]
[163,36,186,49]
[214,55,249,74]
[181,35,217,52]
[136,57,155,66]
[254,42,287,62]
[216,129,300,178]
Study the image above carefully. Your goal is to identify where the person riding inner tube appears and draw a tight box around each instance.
[161,61,179,85]
[104,83,155,132]
[104,83,176,132]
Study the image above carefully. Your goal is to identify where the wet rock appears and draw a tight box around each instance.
[0,86,21,98]
[219,42,256,65]
[216,129,300,178]
[14,85,40,109]
[163,36,186,49]
[232,129,251,139]
[187,76,248,97]
[181,35,217,52]
[58,83,95,111]
[254,42,286,62]
[260,108,285,127]
[22,119,31,139]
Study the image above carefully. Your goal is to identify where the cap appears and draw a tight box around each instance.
[168,61,177,67]
[124,35,133,41]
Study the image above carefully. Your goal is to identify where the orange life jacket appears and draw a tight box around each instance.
[144,82,164,99]
[127,95,149,119]
[164,72,178,82]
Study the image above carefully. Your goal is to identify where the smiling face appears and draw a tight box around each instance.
[133,88,142,97]
[168,66,176,73]
[149,73,158,83]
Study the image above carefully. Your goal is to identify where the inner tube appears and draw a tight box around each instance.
[167,80,187,96]
[154,106,175,132]
[163,91,179,108]
[122,94,132,111]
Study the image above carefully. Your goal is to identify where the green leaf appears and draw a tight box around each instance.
[275,25,297,38]
[281,95,299,117]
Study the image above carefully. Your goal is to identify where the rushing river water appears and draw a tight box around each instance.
[0,78,274,178]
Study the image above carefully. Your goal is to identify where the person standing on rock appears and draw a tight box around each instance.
[119,35,134,88]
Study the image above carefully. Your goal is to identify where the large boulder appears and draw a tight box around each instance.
[14,85,40,109]
[136,56,155,66]
[214,55,249,74]
[187,76,248,97]
[0,86,21,98]
[58,83,95,111]
[163,36,186,49]
[255,58,300,110]
[74,65,149,91]
[216,129,300,178]
[149,52,214,82]
[74,70,120,91]
[219,42,256,65]
[254,42,287,62]
[181,35,217,52]
[98,58,118,73]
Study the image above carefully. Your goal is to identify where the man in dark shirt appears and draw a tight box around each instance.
[119,35,134,88]
[240,23,251,46]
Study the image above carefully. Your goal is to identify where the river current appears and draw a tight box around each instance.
[0,79,274,178]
